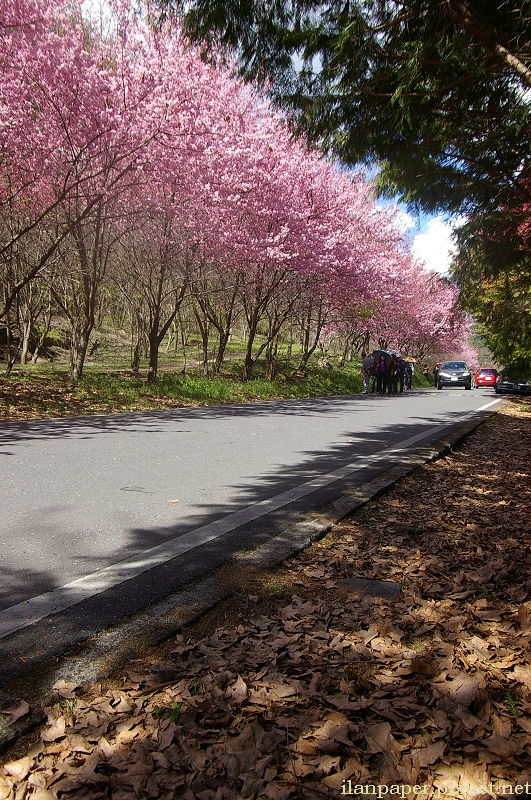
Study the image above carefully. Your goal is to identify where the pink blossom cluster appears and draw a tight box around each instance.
[0,0,472,359]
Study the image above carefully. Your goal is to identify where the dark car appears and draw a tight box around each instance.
[495,366,531,395]
[437,360,472,390]
[473,367,498,388]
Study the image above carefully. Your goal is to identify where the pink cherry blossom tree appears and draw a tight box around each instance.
[1,0,476,379]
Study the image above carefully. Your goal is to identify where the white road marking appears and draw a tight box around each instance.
[0,402,502,639]
[476,399,502,411]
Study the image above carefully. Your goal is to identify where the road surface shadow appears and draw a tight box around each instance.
[0,391,456,446]
[0,397,487,681]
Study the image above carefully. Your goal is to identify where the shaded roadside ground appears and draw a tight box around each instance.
[1,398,530,800]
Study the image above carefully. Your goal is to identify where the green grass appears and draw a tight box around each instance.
[0,359,366,419]
[0,347,435,420]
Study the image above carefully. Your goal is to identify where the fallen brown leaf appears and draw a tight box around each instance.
[2,398,531,799]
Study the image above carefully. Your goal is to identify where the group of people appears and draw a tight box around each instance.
[361,352,413,395]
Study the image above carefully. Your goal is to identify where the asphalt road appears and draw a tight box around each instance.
[0,387,501,660]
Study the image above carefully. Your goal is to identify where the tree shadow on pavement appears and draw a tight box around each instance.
[0,395,488,684]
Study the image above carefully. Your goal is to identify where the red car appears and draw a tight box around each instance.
[473,367,498,388]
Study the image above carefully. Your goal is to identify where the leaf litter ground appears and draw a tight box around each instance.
[1,398,531,800]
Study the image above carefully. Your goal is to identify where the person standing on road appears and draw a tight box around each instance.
[433,363,441,387]
[370,358,378,392]
[405,362,413,390]
[397,357,407,393]
[361,352,373,394]
[376,353,388,394]
[388,354,399,394]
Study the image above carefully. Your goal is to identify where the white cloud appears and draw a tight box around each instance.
[376,202,464,276]
[391,208,416,233]
[411,216,462,275]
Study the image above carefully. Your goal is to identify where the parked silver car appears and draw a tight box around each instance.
[437,360,472,390]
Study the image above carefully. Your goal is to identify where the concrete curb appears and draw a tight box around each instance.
[0,405,498,753]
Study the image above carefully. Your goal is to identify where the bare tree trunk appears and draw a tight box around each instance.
[213,330,230,373]
[190,271,240,375]
[31,291,53,363]
[5,317,17,376]
[145,259,188,383]
[265,338,279,380]
[19,319,32,364]
[339,337,353,366]
[70,321,91,384]
[147,322,160,383]
[179,311,188,373]
[193,305,210,377]
[242,310,260,381]
[68,316,93,386]
[286,327,293,358]
[297,300,326,370]
[64,203,110,386]
[147,299,184,384]
[131,339,142,373]
[166,319,177,352]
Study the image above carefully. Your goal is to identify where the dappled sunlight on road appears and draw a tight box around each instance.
[1,399,529,798]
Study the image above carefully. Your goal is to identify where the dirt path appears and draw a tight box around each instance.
[1,398,530,800]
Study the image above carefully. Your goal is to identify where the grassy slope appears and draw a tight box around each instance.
[0,362,433,421]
